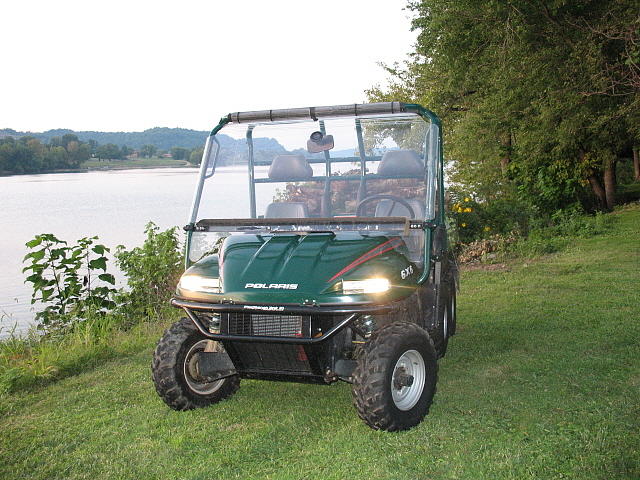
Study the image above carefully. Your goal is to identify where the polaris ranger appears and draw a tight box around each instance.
[152,102,457,431]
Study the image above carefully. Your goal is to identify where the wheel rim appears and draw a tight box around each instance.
[391,349,426,411]
[183,340,224,395]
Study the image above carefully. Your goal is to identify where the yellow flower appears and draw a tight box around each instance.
[464,197,470,202]
[464,207,472,213]
[461,223,467,227]
[484,226,491,232]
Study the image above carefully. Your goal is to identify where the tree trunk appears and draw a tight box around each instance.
[588,175,607,210]
[633,146,640,181]
[603,157,617,210]
[500,132,512,174]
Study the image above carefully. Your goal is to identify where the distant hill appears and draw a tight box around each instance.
[0,127,211,150]
[0,127,287,166]
[0,127,370,167]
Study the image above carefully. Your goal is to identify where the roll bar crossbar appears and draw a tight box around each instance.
[227,102,407,124]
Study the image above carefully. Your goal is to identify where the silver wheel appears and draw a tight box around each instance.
[391,349,426,411]
[183,340,224,395]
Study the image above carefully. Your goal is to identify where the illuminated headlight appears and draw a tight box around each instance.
[178,275,221,293]
[342,278,390,294]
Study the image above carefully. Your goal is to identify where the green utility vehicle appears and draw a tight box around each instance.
[152,102,458,431]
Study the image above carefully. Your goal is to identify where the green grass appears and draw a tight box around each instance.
[1,207,638,480]
[0,317,170,394]
[81,157,191,170]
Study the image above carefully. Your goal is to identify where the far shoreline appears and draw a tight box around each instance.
[0,159,199,177]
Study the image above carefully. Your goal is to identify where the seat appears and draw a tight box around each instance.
[268,154,313,181]
[377,149,423,177]
[265,202,309,218]
[264,154,312,218]
[372,150,426,262]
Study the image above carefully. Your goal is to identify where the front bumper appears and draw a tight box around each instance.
[171,297,391,344]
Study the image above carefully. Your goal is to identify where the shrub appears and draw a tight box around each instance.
[542,207,613,238]
[115,222,183,321]
[447,192,484,243]
[22,234,116,332]
[454,206,614,264]
[479,197,537,236]
[447,190,536,244]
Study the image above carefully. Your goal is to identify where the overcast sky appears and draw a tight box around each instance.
[1,0,416,133]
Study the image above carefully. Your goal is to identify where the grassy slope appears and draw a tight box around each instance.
[1,208,638,480]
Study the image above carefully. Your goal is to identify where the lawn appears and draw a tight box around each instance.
[1,208,638,480]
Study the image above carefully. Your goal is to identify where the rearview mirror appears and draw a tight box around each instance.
[307,131,334,153]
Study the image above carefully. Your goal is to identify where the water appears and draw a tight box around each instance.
[0,167,260,337]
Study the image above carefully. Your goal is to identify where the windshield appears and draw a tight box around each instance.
[187,112,439,266]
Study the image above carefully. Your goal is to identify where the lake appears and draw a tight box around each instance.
[0,166,264,337]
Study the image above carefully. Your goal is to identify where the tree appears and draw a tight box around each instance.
[95,143,123,160]
[66,141,90,167]
[370,0,639,212]
[189,146,204,165]
[120,145,133,158]
[170,146,190,160]
[61,133,79,149]
[0,139,40,173]
[87,139,98,155]
[140,144,157,158]
[49,136,63,148]
[44,146,69,170]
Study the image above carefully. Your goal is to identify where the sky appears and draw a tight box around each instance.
[1,0,416,133]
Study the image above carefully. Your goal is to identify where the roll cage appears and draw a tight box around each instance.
[184,102,446,284]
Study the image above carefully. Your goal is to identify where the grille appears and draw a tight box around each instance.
[223,313,307,337]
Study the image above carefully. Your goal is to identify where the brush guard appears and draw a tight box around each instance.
[172,298,392,383]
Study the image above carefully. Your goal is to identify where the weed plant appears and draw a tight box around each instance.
[0,222,183,394]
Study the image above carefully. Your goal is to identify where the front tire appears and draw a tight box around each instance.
[152,317,240,410]
[352,322,438,431]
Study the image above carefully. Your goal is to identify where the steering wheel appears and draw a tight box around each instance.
[355,194,416,218]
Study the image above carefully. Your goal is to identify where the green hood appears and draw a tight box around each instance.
[179,232,419,304]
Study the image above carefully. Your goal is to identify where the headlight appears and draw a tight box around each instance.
[178,275,221,293]
[342,278,390,294]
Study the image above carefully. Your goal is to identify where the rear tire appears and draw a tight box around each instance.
[429,285,456,358]
[152,317,240,410]
[351,322,438,431]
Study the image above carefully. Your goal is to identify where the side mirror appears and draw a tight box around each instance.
[307,131,334,153]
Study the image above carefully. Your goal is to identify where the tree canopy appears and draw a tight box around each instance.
[369,0,639,213]
[0,136,91,174]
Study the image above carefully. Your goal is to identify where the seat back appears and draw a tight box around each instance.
[264,202,309,218]
[377,149,423,177]
[268,154,313,181]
